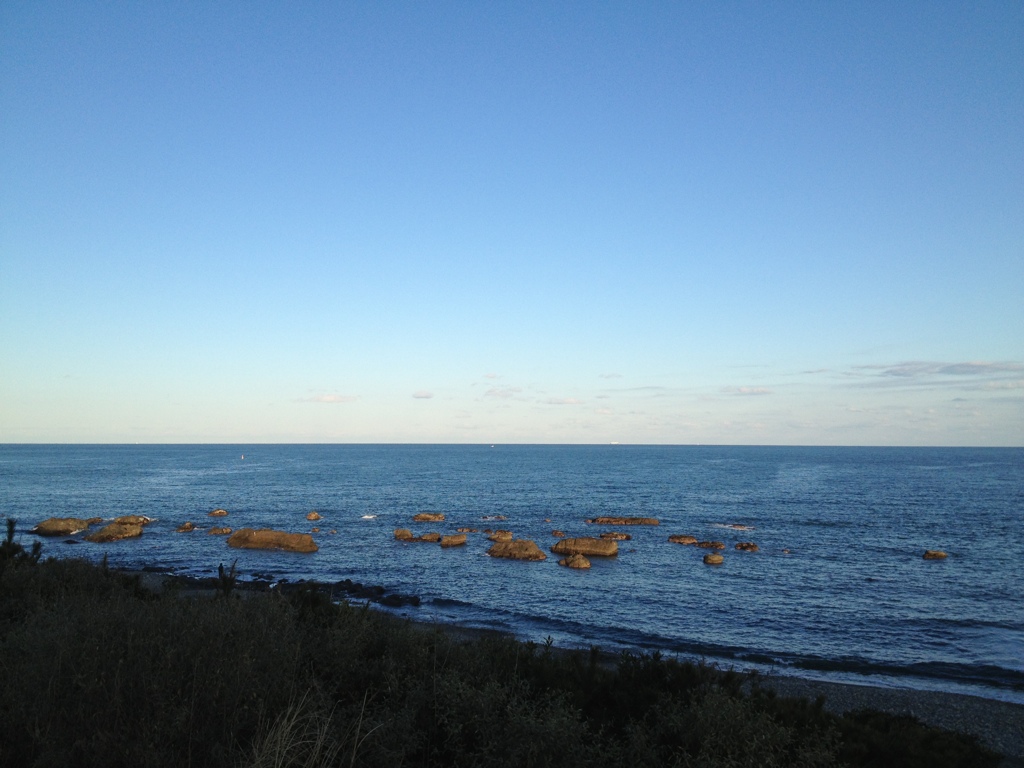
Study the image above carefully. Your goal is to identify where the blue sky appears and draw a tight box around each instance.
[1,2,1021,444]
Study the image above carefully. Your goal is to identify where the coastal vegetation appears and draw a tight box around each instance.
[0,522,1001,768]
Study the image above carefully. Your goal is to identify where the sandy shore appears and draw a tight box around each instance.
[130,570,1024,763]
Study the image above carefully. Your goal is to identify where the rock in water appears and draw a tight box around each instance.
[208,527,232,536]
[114,515,152,526]
[227,528,318,553]
[668,534,698,545]
[559,554,591,569]
[395,529,441,543]
[551,537,618,557]
[440,534,467,548]
[85,522,144,543]
[735,542,759,552]
[487,530,513,542]
[413,512,445,522]
[600,531,631,540]
[176,521,196,533]
[487,539,547,561]
[586,516,659,526]
[696,541,725,550]
[208,508,229,517]
[306,511,322,521]
[32,517,92,536]
[923,550,948,560]
[703,553,724,565]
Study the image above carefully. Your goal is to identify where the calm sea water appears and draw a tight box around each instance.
[2,444,1022,703]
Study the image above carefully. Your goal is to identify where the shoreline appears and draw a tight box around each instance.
[129,568,1024,762]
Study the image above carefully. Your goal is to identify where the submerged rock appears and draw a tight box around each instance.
[176,521,196,533]
[227,528,318,553]
[586,516,659,526]
[600,531,631,541]
[923,550,948,560]
[551,530,567,538]
[418,532,441,543]
[335,579,422,608]
[379,593,421,608]
[487,539,547,561]
[551,537,618,557]
[413,512,445,522]
[696,541,725,550]
[32,517,91,536]
[85,522,143,543]
[735,542,759,552]
[668,534,698,545]
[208,527,232,536]
[559,553,591,569]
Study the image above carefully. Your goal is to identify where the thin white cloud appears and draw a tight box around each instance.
[606,386,668,393]
[599,373,623,379]
[484,387,521,399]
[721,386,772,396]
[982,380,1024,390]
[544,397,584,405]
[412,391,434,399]
[302,394,359,404]
[483,373,499,379]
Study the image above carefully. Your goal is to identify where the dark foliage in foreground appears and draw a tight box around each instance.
[0,550,1001,767]
[0,518,41,575]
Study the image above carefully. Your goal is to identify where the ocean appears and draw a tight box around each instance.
[2,444,1021,703]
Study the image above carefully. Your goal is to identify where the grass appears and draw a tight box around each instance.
[0,527,1003,767]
